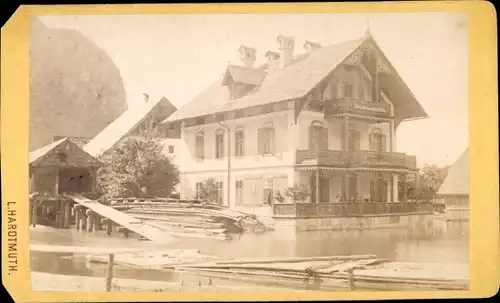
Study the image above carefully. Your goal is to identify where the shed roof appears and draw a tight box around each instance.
[29,138,103,167]
[438,148,469,196]
[163,35,428,124]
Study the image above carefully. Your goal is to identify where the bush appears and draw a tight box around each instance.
[274,190,285,203]
[197,178,220,203]
[284,184,310,203]
[97,136,179,199]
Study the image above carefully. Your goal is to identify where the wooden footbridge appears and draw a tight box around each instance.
[63,193,175,244]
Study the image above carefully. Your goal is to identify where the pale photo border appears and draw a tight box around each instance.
[1,2,498,302]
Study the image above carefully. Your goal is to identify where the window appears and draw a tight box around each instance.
[309,121,328,150]
[195,132,205,160]
[369,128,386,152]
[344,83,354,98]
[258,122,275,155]
[168,145,174,153]
[216,181,224,204]
[235,127,245,157]
[215,129,225,159]
[195,182,203,199]
[236,180,244,205]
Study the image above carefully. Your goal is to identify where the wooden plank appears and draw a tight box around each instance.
[63,193,174,243]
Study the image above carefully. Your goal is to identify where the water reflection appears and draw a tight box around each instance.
[30,221,469,282]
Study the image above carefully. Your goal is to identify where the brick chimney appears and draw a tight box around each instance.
[304,40,321,53]
[265,51,280,72]
[276,34,295,69]
[238,45,257,68]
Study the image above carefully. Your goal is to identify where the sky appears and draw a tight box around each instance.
[38,12,469,167]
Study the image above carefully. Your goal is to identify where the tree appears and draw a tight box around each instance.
[284,184,311,203]
[419,164,449,194]
[97,135,179,199]
[197,178,219,203]
[398,164,449,201]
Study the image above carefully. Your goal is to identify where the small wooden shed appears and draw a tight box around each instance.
[29,138,103,227]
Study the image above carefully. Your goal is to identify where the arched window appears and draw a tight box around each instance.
[215,129,225,159]
[369,128,386,152]
[235,126,245,157]
[309,121,328,150]
[195,131,205,160]
[258,122,275,155]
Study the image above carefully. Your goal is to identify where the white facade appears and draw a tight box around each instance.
[178,104,399,210]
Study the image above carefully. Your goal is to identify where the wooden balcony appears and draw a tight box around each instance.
[324,98,392,119]
[272,201,434,218]
[296,149,417,170]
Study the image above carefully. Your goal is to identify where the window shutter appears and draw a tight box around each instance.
[369,133,374,151]
[370,180,374,202]
[381,134,387,152]
[321,127,329,150]
[383,180,388,202]
[257,128,264,154]
[340,124,346,150]
[270,129,275,154]
[355,131,361,151]
[308,126,314,149]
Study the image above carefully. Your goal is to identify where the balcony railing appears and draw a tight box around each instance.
[296,149,417,170]
[324,98,392,119]
[272,201,434,218]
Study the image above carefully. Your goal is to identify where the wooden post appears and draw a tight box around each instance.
[105,254,114,292]
[93,215,101,231]
[74,206,81,230]
[343,116,349,151]
[388,120,394,152]
[80,210,87,231]
[58,200,64,228]
[54,167,60,196]
[343,173,349,202]
[402,173,408,202]
[31,200,38,228]
[86,210,94,233]
[315,169,320,203]
[346,268,356,291]
[105,219,112,236]
[63,201,70,228]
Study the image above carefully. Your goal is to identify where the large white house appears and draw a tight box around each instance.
[162,32,428,215]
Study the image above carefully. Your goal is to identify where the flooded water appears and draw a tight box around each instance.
[30,220,469,287]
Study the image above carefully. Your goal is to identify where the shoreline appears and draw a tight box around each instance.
[30,272,305,292]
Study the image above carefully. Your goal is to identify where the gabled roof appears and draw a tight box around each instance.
[438,148,469,196]
[163,35,428,124]
[29,138,102,167]
[84,96,176,158]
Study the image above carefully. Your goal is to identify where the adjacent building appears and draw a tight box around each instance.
[83,93,180,165]
[163,31,428,215]
[437,148,469,221]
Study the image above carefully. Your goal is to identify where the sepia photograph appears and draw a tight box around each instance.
[25,11,471,293]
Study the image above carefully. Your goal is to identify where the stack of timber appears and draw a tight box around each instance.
[172,255,469,291]
[108,198,272,240]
